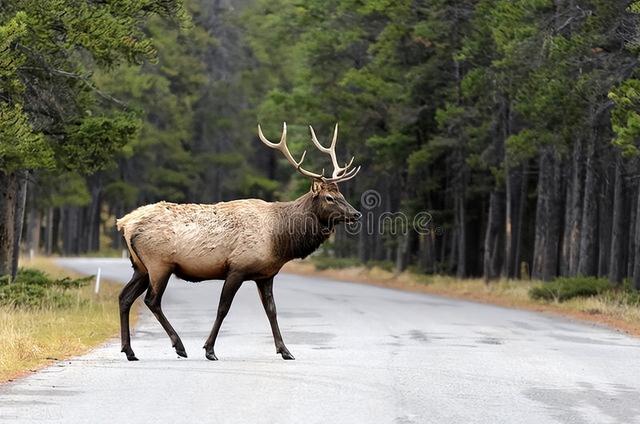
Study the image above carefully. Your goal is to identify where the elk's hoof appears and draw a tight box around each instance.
[205,350,218,361]
[175,348,188,358]
[122,347,138,361]
[279,349,295,360]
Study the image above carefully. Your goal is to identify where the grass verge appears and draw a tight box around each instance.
[0,257,124,383]
[283,260,640,337]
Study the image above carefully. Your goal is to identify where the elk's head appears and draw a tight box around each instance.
[258,122,361,224]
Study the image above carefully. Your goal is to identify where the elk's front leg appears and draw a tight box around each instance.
[256,277,294,360]
[203,272,244,360]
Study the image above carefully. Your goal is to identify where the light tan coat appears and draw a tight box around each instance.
[117,199,289,281]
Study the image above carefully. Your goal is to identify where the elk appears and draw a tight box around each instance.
[116,122,361,361]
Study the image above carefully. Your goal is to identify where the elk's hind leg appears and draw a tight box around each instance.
[119,270,149,361]
[203,272,244,361]
[145,269,187,358]
[256,277,294,360]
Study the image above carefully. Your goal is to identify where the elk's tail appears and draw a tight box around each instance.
[116,214,147,273]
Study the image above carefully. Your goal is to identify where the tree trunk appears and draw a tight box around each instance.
[455,190,466,279]
[609,157,627,285]
[597,163,613,277]
[55,207,64,255]
[560,169,572,277]
[45,207,54,255]
[419,192,436,273]
[111,204,124,251]
[358,222,369,263]
[633,182,640,290]
[453,151,468,279]
[333,226,345,258]
[483,190,504,282]
[545,157,562,280]
[513,163,528,278]
[63,206,82,256]
[86,180,102,252]
[628,185,637,279]
[27,206,41,257]
[532,148,561,281]
[501,96,514,278]
[439,225,448,274]
[0,171,19,278]
[562,139,583,276]
[419,232,436,273]
[395,232,410,273]
[11,170,29,279]
[504,168,514,278]
[532,154,548,281]
[577,135,598,276]
[448,226,458,275]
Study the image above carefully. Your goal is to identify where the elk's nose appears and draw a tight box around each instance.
[353,211,362,220]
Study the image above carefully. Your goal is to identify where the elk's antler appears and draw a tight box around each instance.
[309,123,360,183]
[257,122,360,183]
[257,122,325,179]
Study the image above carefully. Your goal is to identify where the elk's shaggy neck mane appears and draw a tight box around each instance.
[272,193,332,261]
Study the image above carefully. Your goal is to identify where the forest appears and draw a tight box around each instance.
[2,0,640,286]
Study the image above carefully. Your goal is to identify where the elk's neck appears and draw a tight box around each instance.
[272,193,332,261]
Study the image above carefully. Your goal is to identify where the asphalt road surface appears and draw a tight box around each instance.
[1,258,640,424]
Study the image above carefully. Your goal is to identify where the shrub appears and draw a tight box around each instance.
[312,256,361,270]
[529,276,611,302]
[311,256,399,272]
[0,268,92,308]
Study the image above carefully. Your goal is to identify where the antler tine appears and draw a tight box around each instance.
[257,122,324,179]
[309,123,355,179]
[343,156,355,170]
[324,165,361,183]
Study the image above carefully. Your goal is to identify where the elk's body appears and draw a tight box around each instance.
[117,123,360,361]
[117,197,333,282]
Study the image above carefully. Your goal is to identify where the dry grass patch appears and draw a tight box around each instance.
[0,257,123,383]
[284,260,640,337]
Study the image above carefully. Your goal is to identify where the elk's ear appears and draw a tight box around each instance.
[311,180,323,197]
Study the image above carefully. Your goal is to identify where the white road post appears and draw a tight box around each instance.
[95,267,101,294]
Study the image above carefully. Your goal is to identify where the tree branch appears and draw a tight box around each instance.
[16,44,131,110]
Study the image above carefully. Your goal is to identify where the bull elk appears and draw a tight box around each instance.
[116,122,361,361]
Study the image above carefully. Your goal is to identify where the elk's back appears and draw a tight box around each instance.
[117,200,278,280]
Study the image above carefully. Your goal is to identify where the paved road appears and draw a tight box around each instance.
[1,258,640,423]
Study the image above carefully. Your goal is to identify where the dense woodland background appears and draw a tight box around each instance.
[3,0,640,286]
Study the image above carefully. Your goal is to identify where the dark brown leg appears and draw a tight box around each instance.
[256,277,294,360]
[203,272,244,360]
[119,270,149,361]
[144,272,187,358]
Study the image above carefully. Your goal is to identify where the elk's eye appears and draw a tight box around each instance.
[325,195,334,203]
